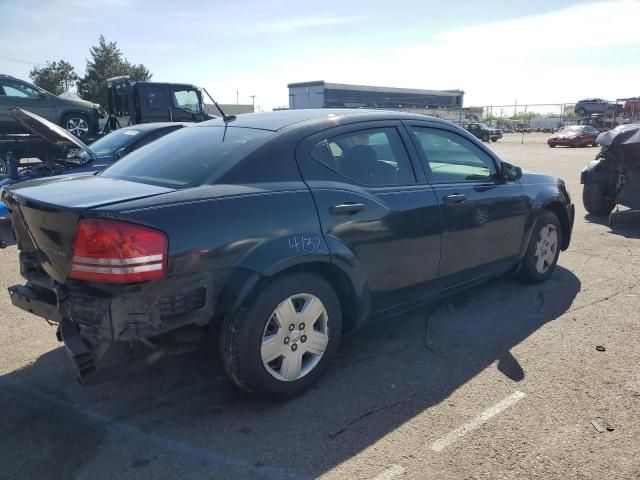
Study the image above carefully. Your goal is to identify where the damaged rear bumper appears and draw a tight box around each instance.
[8,264,216,381]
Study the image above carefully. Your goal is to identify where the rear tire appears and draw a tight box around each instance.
[576,108,586,116]
[582,183,615,216]
[220,272,342,400]
[482,134,490,142]
[517,210,561,284]
[572,138,581,148]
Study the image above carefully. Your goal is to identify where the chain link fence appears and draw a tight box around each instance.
[400,101,639,144]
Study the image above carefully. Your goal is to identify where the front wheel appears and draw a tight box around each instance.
[62,113,91,138]
[220,273,342,399]
[582,182,615,216]
[517,210,561,284]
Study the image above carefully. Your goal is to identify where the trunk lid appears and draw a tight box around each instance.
[4,175,173,283]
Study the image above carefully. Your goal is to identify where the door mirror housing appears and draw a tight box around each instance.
[501,162,522,181]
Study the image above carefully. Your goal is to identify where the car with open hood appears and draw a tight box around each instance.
[2,109,574,399]
[1,108,188,186]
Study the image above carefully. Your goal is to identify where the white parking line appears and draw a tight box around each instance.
[372,464,405,480]
[430,391,526,452]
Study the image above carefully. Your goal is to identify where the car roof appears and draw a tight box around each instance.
[118,122,191,133]
[195,108,450,132]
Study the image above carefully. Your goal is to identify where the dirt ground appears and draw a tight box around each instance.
[1,133,639,480]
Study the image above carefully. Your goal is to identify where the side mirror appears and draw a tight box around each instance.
[115,148,126,159]
[501,162,522,181]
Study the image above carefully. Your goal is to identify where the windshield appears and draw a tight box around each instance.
[173,89,202,113]
[100,125,273,188]
[77,129,142,160]
[559,126,583,133]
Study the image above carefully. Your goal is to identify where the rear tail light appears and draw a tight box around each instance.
[70,219,167,283]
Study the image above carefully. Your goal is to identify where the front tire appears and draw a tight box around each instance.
[220,273,342,399]
[517,210,561,284]
[582,183,615,216]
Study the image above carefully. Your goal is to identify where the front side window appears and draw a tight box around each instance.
[173,89,201,113]
[0,80,42,98]
[412,127,497,183]
[310,127,415,186]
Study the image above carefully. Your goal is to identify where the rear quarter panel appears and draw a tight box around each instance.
[94,183,328,277]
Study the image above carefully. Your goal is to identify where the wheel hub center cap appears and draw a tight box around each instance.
[290,330,301,343]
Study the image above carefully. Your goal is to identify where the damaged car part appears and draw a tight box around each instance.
[581,123,640,216]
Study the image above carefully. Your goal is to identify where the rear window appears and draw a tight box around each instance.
[99,126,273,188]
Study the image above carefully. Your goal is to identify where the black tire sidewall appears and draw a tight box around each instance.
[222,272,342,399]
[518,211,562,284]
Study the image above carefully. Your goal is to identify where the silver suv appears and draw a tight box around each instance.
[574,98,619,117]
[0,75,104,137]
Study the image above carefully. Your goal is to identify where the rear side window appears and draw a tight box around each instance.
[310,127,415,186]
[100,126,273,188]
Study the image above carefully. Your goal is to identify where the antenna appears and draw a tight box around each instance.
[202,87,236,123]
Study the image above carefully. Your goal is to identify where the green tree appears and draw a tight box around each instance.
[77,35,152,108]
[29,60,79,95]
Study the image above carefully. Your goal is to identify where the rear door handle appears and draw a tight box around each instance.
[329,203,365,215]
[442,193,467,205]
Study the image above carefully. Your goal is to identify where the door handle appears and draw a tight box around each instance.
[442,193,467,205]
[329,203,365,215]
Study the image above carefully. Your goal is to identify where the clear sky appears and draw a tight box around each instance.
[1,0,639,111]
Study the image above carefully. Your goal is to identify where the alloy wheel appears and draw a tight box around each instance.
[66,117,89,137]
[261,293,329,382]
[534,224,558,274]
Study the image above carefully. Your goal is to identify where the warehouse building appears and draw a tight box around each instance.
[287,81,464,110]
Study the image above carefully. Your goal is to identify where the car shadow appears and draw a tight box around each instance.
[0,267,580,480]
[585,211,640,239]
